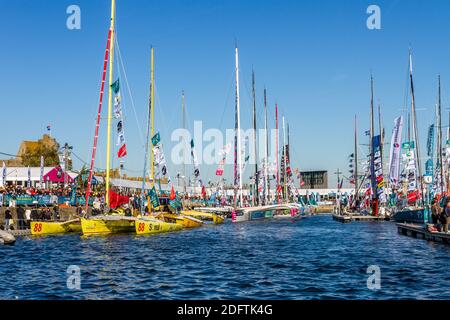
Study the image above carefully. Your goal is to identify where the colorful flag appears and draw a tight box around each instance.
[148,187,160,208]
[1,162,6,187]
[111,79,120,94]
[40,156,44,188]
[118,144,127,158]
[27,166,31,189]
[170,185,176,201]
[152,132,161,146]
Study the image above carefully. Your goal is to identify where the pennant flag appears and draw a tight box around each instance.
[118,144,127,158]
[152,132,161,146]
[111,79,120,94]
[170,185,176,201]
[117,133,125,146]
[27,166,31,188]
[201,185,207,199]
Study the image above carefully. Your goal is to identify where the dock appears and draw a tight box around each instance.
[7,229,31,237]
[332,214,388,223]
[397,223,450,244]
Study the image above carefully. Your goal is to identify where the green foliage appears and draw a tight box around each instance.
[21,142,60,167]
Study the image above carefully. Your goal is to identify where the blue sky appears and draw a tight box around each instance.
[1,0,450,187]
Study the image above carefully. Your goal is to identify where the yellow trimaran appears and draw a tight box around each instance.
[135,46,201,234]
[81,0,200,235]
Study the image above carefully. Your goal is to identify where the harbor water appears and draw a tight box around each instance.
[1,215,449,300]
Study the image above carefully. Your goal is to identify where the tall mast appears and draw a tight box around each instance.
[252,70,258,206]
[370,74,376,204]
[182,90,187,194]
[141,49,153,214]
[105,0,116,207]
[235,46,243,205]
[84,5,113,212]
[264,88,269,204]
[409,51,425,207]
[437,75,445,193]
[378,103,384,176]
[150,47,155,186]
[354,115,358,201]
[282,116,287,202]
[275,104,280,204]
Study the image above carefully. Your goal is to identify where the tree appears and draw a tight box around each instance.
[21,142,60,167]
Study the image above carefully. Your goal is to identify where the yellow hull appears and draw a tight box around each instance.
[157,213,203,228]
[182,210,225,224]
[31,220,82,235]
[81,217,135,235]
[135,218,183,235]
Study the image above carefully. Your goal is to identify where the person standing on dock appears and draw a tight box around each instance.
[441,199,450,233]
[4,207,12,230]
[431,199,440,226]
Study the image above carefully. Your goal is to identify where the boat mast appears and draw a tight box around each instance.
[409,51,425,207]
[354,114,358,203]
[141,49,153,214]
[264,88,269,205]
[282,116,287,203]
[437,75,445,193]
[105,0,116,207]
[84,5,113,212]
[182,90,187,194]
[370,74,375,206]
[275,103,280,204]
[252,70,258,206]
[235,45,243,206]
[150,48,155,187]
[378,103,384,177]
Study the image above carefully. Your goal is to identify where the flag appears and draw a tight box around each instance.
[117,121,123,134]
[109,190,130,209]
[46,125,51,131]
[111,79,120,94]
[27,166,31,188]
[117,133,125,146]
[365,130,370,136]
[118,144,127,158]
[40,156,44,188]
[1,162,6,187]
[152,132,161,146]
[148,187,160,208]
[170,185,176,201]
[201,185,207,199]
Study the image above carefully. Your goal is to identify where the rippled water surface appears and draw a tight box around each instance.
[1,215,449,300]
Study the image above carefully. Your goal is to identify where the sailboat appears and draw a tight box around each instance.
[229,47,296,222]
[134,48,184,235]
[177,91,224,225]
[81,0,136,235]
[392,51,430,224]
[30,219,82,236]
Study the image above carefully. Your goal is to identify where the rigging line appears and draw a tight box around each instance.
[203,71,235,181]
[114,33,145,147]
[0,152,21,158]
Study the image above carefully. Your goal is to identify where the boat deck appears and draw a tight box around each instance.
[332,214,388,223]
[397,223,450,244]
